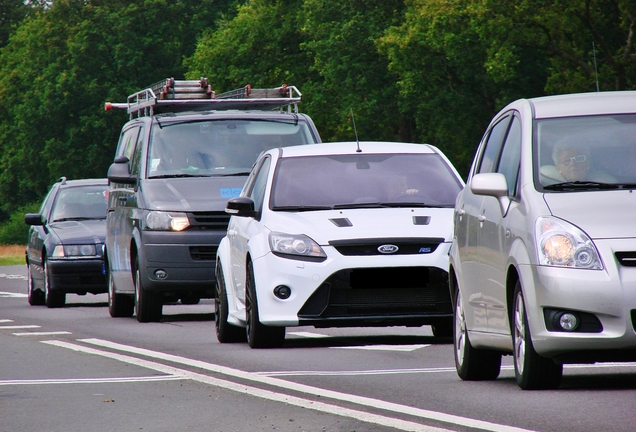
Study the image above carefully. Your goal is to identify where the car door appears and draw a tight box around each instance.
[108,124,143,293]
[229,155,272,308]
[480,114,521,334]
[27,184,58,288]
[458,114,512,333]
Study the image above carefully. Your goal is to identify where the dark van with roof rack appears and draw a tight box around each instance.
[104,79,321,322]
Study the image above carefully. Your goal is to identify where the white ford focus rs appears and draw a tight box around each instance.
[215,141,465,348]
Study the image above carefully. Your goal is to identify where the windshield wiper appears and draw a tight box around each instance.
[215,172,251,177]
[271,205,333,212]
[52,217,99,222]
[543,181,618,191]
[149,173,210,179]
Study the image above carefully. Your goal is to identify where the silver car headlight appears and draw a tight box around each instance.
[53,244,97,257]
[535,216,602,269]
[269,232,326,261]
[146,211,190,231]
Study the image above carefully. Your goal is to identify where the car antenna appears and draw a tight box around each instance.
[350,108,361,152]
[592,42,599,92]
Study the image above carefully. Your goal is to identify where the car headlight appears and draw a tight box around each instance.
[52,244,97,257]
[269,232,326,261]
[146,211,190,231]
[535,216,602,269]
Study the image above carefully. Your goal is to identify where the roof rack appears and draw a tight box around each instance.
[105,78,302,119]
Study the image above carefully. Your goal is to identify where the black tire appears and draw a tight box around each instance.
[512,281,563,390]
[134,259,162,323]
[245,261,285,348]
[27,264,44,306]
[431,318,453,339]
[108,268,133,318]
[215,262,246,343]
[454,288,501,380]
[44,260,65,308]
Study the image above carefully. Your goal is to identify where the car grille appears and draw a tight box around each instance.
[189,246,218,261]
[187,211,231,231]
[298,267,451,319]
[329,238,444,256]
[615,252,636,267]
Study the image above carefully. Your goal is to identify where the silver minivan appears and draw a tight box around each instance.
[450,91,636,389]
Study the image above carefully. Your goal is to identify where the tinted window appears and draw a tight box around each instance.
[50,185,109,222]
[147,120,315,178]
[270,153,463,209]
[478,116,511,174]
[497,116,521,195]
[248,157,271,212]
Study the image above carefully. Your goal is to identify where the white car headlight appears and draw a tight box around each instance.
[146,211,190,231]
[269,232,326,261]
[535,216,602,269]
[53,244,97,257]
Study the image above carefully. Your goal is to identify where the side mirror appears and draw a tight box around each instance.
[225,197,256,218]
[107,156,137,185]
[24,213,43,226]
[470,173,511,215]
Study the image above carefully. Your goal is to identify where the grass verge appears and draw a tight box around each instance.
[0,245,25,266]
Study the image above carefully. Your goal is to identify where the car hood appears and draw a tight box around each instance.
[142,177,247,211]
[544,191,636,238]
[262,207,455,244]
[48,219,106,244]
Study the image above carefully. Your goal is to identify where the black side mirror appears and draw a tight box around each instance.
[107,156,137,185]
[24,213,43,226]
[226,197,256,218]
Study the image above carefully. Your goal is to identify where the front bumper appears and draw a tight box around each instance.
[47,258,107,295]
[251,243,453,327]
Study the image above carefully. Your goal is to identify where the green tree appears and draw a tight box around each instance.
[0,0,234,218]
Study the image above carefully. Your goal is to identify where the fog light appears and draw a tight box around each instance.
[273,285,291,299]
[558,312,579,331]
[155,269,167,279]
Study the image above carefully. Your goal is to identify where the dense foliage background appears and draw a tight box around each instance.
[1,0,635,243]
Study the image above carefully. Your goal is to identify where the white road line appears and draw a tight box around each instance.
[256,367,458,377]
[0,376,182,386]
[0,274,27,280]
[0,291,27,298]
[13,331,72,336]
[0,325,40,330]
[0,319,14,323]
[333,344,430,352]
[288,331,330,338]
[78,338,534,432]
[43,340,451,432]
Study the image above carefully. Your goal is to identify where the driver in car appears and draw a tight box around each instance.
[540,139,615,184]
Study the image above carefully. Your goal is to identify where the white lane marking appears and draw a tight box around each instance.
[0,291,27,298]
[0,274,27,280]
[13,331,72,336]
[43,340,450,432]
[0,325,40,330]
[0,376,182,386]
[79,338,534,432]
[256,367,458,377]
[333,344,430,352]
[0,319,14,323]
[288,331,329,338]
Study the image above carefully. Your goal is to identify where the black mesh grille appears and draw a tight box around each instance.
[187,212,231,231]
[298,267,451,319]
[329,238,444,256]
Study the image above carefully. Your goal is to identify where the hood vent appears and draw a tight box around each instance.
[330,218,353,227]
[413,216,431,225]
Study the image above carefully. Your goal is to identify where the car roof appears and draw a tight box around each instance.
[276,141,439,158]
[522,91,636,119]
[152,109,310,122]
[58,178,108,188]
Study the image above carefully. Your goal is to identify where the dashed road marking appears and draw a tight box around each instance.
[0,325,40,330]
[0,291,27,298]
[0,375,182,386]
[13,331,72,336]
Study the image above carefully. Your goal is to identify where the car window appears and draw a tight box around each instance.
[50,185,109,222]
[248,157,271,212]
[147,120,313,178]
[270,153,463,209]
[497,115,521,196]
[130,126,145,175]
[39,185,58,221]
[477,115,511,174]
[536,114,636,188]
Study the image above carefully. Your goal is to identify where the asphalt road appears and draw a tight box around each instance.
[1,265,635,432]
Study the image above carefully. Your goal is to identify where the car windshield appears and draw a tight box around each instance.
[536,114,636,190]
[270,153,463,210]
[50,185,108,222]
[147,119,315,178]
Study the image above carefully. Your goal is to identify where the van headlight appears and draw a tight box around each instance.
[535,216,602,269]
[146,211,190,231]
[269,232,326,261]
